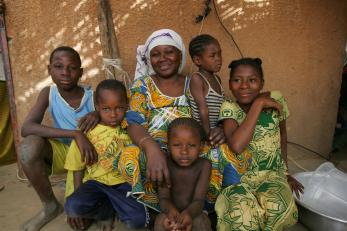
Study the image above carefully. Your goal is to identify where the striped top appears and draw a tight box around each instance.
[187,72,224,128]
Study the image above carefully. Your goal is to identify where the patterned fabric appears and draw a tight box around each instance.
[117,75,191,211]
[219,91,289,174]
[216,91,298,230]
[125,75,191,148]
[118,75,253,211]
[216,171,298,231]
[187,72,224,128]
[65,124,131,197]
[201,144,252,204]
[48,84,95,145]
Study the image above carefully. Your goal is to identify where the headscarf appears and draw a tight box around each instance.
[135,29,186,80]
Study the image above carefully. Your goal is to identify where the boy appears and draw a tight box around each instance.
[155,118,212,231]
[20,46,97,231]
[64,79,147,230]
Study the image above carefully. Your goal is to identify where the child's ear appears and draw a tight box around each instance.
[192,55,201,66]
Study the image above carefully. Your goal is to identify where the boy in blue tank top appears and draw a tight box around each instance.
[19,46,98,231]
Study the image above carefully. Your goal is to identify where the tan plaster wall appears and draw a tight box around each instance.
[3,0,347,157]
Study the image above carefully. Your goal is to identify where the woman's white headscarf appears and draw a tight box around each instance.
[135,29,186,80]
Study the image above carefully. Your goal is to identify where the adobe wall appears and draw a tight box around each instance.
[3,0,347,157]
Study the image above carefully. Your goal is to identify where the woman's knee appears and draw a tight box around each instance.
[19,135,47,164]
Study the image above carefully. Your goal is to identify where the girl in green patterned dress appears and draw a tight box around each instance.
[215,58,304,231]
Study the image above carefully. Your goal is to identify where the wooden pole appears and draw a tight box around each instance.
[0,1,23,176]
[97,0,119,79]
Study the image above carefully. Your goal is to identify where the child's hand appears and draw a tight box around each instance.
[67,216,88,230]
[177,212,192,231]
[78,111,100,133]
[287,174,304,199]
[146,147,171,187]
[163,209,180,230]
[255,94,283,113]
[209,126,225,147]
[74,131,98,165]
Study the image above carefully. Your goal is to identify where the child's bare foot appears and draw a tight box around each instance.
[98,218,114,231]
[20,201,63,231]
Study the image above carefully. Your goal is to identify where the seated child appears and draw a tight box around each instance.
[64,79,148,230]
[216,58,304,231]
[188,34,225,146]
[20,46,97,231]
[154,118,212,231]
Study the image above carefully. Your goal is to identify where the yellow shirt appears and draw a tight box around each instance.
[64,124,132,196]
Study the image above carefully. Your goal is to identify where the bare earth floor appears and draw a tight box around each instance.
[1,144,346,231]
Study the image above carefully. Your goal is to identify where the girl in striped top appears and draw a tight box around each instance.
[188,34,225,146]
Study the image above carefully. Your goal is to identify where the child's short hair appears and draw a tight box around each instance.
[228,57,264,80]
[189,34,219,59]
[49,46,81,67]
[168,117,205,142]
[95,79,127,104]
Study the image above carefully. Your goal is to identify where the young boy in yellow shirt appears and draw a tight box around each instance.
[64,79,148,230]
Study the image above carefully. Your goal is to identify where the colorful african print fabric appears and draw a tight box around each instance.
[201,144,252,204]
[117,75,251,211]
[125,75,191,149]
[117,75,191,211]
[216,91,298,230]
[65,124,131,197]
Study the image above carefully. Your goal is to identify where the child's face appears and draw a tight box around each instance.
[96,89,127,127]
[194,42,222,73]
[48,51,82,91]
[168,125,201,167]
[229,64,263,106]
[150,45,181,78]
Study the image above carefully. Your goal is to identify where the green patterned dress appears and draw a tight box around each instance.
[215,91,298,231]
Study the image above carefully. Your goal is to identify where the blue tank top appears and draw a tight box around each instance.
[48,85,95,145]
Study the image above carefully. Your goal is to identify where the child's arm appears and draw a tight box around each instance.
[224,94,282,154]
[78,111,99,133]
[280,120,304,198]
[21,87,97,164]
[73,170,84,190]
[158,184,180,225]
[190,74,210,136]
[182,160,211,219]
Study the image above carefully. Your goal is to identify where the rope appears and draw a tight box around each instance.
[212,0,244,58]
[102,58,132,90]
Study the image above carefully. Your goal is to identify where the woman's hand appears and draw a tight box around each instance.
[78,111,100,133]
[287,174,304,199]
[209,126,225,147]
[146,146,171,187]
[74,131,98,165]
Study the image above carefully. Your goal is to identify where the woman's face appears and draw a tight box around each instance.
[150,45,181,78]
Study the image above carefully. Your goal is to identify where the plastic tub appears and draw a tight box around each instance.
[293,162,347,231]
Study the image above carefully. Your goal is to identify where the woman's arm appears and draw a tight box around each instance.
[127,124,171,187]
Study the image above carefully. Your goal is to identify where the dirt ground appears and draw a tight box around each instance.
[1,144,346,231]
